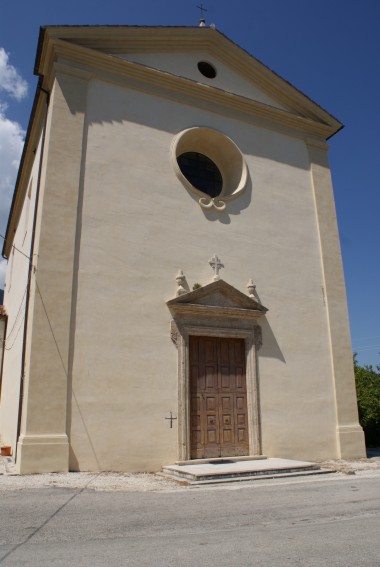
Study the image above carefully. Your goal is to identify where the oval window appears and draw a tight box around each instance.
[197,61,217,79]
[177,152,222,198]
[171,127,248,211]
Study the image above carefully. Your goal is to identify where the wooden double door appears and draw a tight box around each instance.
[189,336,249,459]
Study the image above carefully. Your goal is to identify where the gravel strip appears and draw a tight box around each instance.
[321,456,380,474]
[1,454,379,492]
[0,469,182,492]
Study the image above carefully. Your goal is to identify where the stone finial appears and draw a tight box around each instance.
[247,278,257,299]
[209,254,224,281]
[176,270,187,296]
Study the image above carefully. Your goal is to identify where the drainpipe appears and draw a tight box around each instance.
[15,81,50,460]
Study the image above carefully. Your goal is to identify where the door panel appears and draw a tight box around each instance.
[189,336,248,459]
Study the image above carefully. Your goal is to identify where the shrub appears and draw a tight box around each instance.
[354,355,380,447]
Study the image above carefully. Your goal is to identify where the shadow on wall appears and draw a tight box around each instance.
[33,281,102,473]
[68,389,102,472]
[63,78,311,171]
[186,175,252,224]
[259,317,286,363]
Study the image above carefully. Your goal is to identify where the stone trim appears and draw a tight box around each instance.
[169,304,265,319]
[38,27,342,131]
[171,127,248,212]
[170,320,262,461]
[40,42,336,140]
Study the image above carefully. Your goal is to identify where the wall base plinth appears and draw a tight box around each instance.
[337,425,366,459]
[16,434,69,474]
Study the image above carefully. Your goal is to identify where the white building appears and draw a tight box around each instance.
[0,26,365,474]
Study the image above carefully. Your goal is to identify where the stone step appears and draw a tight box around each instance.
[160,468,333,486]
[161,458,334,485]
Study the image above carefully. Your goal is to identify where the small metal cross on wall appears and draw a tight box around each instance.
[165,412,177,428]
[209,254,224,281]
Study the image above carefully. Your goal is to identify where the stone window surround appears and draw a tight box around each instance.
[171,127,248,212]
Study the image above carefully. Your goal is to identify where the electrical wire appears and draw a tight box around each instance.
[4,314,25,351]
[0,234,32,261]
[3,285,28,341]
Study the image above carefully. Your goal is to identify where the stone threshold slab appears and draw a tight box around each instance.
[161,458,328,484]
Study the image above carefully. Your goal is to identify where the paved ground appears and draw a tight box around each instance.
[0,472,379,566]
[0,455,380,566]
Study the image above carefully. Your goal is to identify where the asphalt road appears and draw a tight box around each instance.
[1,475,380,566]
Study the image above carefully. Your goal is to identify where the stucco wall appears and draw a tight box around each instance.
[68,77,341,470]
[2,52,364,472]
[12,74,89,474]
[0,132,43,451]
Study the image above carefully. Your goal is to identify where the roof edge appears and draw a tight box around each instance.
[35,25,343,132]
[2,81,47,259]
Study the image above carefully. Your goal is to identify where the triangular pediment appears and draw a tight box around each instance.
[36,26,342,136]
[167,279,267,315]
[115,50,287,111]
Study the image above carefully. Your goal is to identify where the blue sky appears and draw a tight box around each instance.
[0,0,379,367]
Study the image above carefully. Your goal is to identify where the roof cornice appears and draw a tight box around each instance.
[36,26,342,132]
[38,37,338,140]
[2,85,47,258]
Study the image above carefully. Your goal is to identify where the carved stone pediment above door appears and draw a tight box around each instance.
[167,279,268,461]
[167,279,267,319]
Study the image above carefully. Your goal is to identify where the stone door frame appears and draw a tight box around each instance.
[171,321,262,461]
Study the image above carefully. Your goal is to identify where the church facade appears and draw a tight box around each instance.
[0,26,365,473]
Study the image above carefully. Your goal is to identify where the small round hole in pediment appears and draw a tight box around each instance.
[197,61,217,78]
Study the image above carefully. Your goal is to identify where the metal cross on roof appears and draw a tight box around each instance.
[209,254,224,281]
[196,4,208,18]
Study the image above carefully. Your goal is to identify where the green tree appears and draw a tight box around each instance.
[354,354,380,447]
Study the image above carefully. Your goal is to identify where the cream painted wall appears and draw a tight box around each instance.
[67,77,342,470]
[0,133,43,451]
[1,48,364,473]
[0,316,6,412]
[308,142,364,457]
[118,51,286,111]
[13,74,89,474]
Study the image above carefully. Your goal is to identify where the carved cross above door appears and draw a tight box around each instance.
[209,254,224,281]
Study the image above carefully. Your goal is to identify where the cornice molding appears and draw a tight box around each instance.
[37,26,342,131]
[3,92,47,258]
[167,279,268,316]
[54,61,93,82]
[168,303,265,320]
[305,137,329,150]
[40,39,336,140]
